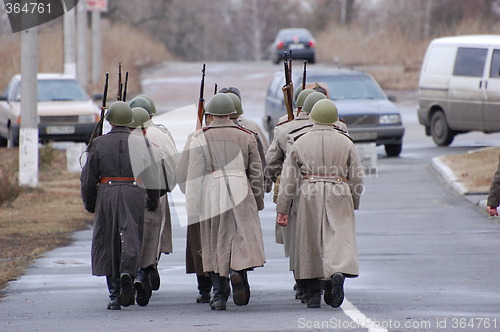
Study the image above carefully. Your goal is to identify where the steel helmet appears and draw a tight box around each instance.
[218,86,241,101]
[105,101,133,126]
[293,85,303,103]
[226,92,243,119]
[129,96,153,116]
[302,91,327,114]
[129,107,152,128]
[136,94,157,115]
[309,99,339,125]
[205,93,237,116]
[296,89,315,108]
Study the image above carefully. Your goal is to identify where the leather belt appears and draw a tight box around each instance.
[302,174,348,183]
[99,177,142,185]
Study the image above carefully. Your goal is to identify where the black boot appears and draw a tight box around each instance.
[305,278,321,308]
[135,268,152,306]
[229,269,248,306]
[120,273,134,307]
[148,264,161,291]
[196,275,212,303]
[241,270,250,305]
[210,273,227,310]
[106,275,121,310]
[330,273,345,308]
[295,279,307,300]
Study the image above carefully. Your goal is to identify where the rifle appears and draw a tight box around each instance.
[122,71,129,102]
[302,61,307,91]
[282,52,294,120]
[87,72,109,146]
[196,63,206,130]
[117,63,122,101]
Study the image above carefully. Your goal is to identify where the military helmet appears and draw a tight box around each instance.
[226,92,243,119]
[136,94,157,115]
[296,89,315,108]
[302,91,327,114]
[105,101,133,126]
[129,107,152,128]
[309,99,339,125]
[129,96,153,116]
[293,85,303,103]
[218,86,241,101]
[205,93,237,116]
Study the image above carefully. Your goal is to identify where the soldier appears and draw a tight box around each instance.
[265,88,317,299]
[176,128,213,304]
[185,93,266,310]
[487,155,500,216]
[225,92,272,193]
[80,101,160,310]
[286,91,349,153]
[276,99,364,309]
[128,96,179,299]
[219,86,270,153]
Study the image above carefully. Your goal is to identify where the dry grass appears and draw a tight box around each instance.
[439,147,500,194]
[0,147,93,291]
[316,18,500,90]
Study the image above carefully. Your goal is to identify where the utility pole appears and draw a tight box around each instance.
[63,3,76,76]
[91,9,101,85]
[76,0,88,86]
[19,26,39,187]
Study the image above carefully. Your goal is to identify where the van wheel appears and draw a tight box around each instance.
[385,143,402,157]
[430,111,455,146]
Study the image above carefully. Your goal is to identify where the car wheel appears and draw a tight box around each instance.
[384,143,402,157]
[430,111,455,146]
[0,135,7,147]
[309,56,315,64]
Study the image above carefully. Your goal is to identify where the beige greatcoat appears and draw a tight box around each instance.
[276,124,364,280]
[185,118,265,277]
[139,125,179,268]
[176,132,206,276]
[266,111,310,248]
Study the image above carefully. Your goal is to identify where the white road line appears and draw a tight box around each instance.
[342,298,389,332]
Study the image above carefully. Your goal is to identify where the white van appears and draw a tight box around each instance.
[418,35,500,146]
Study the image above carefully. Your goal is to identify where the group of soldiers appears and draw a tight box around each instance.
[80,81,365,311]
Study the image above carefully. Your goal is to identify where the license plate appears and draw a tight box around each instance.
[350,132,377,141]
[46,126,75,134]
[289,43,305,50]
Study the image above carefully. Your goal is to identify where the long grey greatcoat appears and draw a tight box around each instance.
[276,124,364,280]
[266,111,310,247]
[139,124,179,268]
[81,126,159,277]
[185,117,266,277]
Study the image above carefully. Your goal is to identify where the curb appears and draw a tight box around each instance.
[431,156,468,195]
[431,156,493,217]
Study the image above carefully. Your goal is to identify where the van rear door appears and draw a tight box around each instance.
[484,48,500,131]
[448,47,488,131]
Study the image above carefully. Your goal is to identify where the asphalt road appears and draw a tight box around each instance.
[1,62,500,332]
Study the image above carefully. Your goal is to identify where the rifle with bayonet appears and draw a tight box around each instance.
[282,52,294,120]
[196,63,206,130]
[122,71,129,102]
[302,61,307,90]
[117,63,123,101]
[87,72,109,146]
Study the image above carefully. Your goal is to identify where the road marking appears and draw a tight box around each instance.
[342,298,388,332]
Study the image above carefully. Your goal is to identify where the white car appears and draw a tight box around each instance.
[0,73,100,146]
